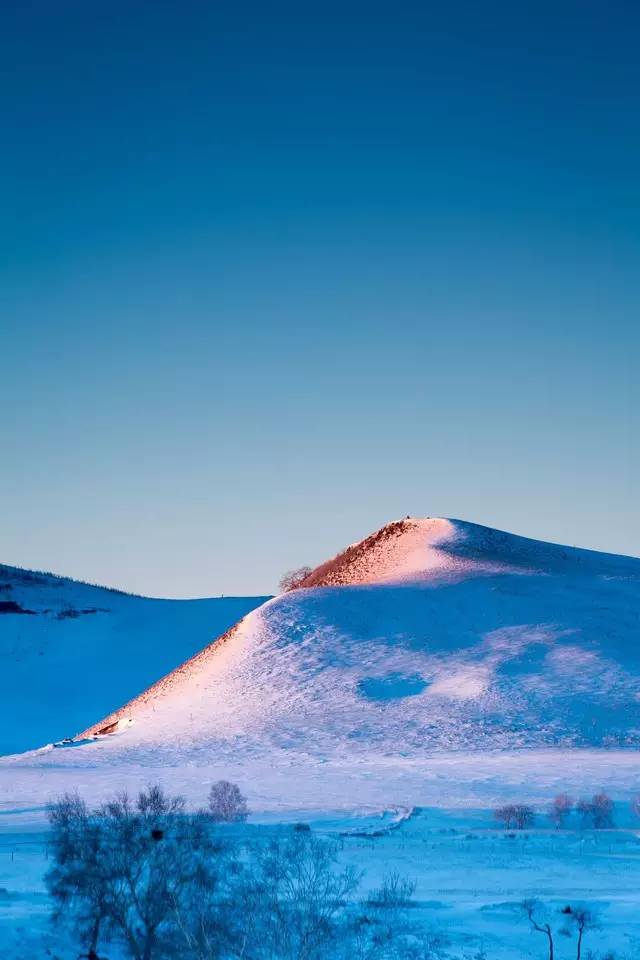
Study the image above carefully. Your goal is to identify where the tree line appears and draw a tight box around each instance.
[494,791,619,831]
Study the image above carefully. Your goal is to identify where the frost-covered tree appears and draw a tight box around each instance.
[46,793,110,960]
[236,831,360,960]
[47,786,224,960]
[174,831,428,960]
[47,787,425,960]
[164,829,240,960]
[95,786,223,960]
[208,780,248,823]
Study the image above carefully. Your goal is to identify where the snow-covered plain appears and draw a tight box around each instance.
[1,518,640,958]
[3,805,640,959]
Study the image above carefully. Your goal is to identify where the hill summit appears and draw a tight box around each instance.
[291,516,631,587]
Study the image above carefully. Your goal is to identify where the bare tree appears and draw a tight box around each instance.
[48,786,223,960]
[576,798,593,828]
[522,899,554,960]
[48,786,426,960]
[279,567,312,592]
[513,804,535,830]
[577,792,614,829]
[46,793,110,960]
[494,804,534,830]
[592,792,614,829]
[560,905,597,960]
[237,831,361,960]
[208,780,248,823]
[549,793,574,829]
[97,786,221,960]
[168,834,239,960]
[494,805,517,829]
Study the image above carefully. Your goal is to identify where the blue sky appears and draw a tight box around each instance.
[2,1,638,596]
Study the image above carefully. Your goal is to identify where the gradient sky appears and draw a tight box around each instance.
[2,1,638,597]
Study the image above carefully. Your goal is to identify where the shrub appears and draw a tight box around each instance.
[366,871,416,910]
[279,566,312,592]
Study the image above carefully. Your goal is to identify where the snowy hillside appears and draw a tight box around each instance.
[79,517,640,750]
[0,562,268,754]
[1,518,639,811]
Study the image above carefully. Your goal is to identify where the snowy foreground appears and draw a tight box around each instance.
[3,803,640,959]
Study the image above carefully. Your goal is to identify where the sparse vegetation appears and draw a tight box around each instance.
[0,560,144,597]
[279,566,313,592]
[366,871,416,910]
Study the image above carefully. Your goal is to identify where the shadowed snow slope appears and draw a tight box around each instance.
[0,563,268,754]
[2,518,639,811]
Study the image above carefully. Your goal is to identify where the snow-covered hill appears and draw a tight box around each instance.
[79,516,640,750]
[1,518,639,811]
[0,563,268,754]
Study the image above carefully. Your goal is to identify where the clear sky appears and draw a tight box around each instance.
[2,1,638,597]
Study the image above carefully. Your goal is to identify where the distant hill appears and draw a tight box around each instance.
[0,562,268,754]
